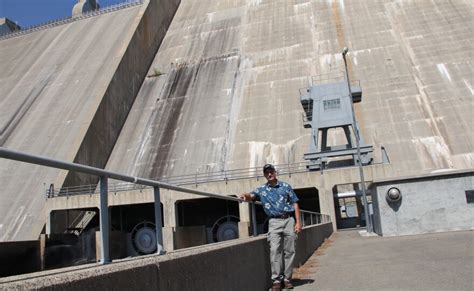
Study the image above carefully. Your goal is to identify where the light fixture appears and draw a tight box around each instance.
[386,187,401,203]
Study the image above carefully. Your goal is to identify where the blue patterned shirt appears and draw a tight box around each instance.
[251,180,299,217]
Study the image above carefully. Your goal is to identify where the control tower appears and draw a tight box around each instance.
[300,73,373,170]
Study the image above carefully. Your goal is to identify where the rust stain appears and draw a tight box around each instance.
[145,53,240,179]
[331,1,353,76]
[293,235,335,279]
[331,2,366,132]
[148,64,194,179]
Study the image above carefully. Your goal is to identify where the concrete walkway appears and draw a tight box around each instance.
[291,229,473,291]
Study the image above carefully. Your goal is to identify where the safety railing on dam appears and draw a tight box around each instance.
[45,162,310,197]
[0,147,330,265]
[0,0,144,41]
[46,145,390,198]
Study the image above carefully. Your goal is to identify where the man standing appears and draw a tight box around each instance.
[239,164,302,290]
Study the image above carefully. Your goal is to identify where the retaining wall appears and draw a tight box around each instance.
[0,222,332,290]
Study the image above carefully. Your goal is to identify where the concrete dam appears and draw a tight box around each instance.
[115,0,473,178]
[0,0,472,272]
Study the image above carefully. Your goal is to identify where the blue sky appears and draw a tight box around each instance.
[0,0,127,28]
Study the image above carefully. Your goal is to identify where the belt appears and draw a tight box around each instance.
[270,213,293,219]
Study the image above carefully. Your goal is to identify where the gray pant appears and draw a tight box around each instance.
[267,216,296,281]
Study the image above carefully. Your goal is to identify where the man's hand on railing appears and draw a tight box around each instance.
[238,192,253,202]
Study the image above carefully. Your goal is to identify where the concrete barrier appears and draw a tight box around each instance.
[371,170,474,236]
[295,221,333,267]
[0,222,332,290]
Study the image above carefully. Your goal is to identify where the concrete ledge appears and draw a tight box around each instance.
[0,222,332,290]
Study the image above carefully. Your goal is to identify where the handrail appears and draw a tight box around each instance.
[47,158,387,198]
[300,210,331,226]
[0,147,242,203]
[46,162,310,197]
[0,147,331,265]
[0,147,249,264]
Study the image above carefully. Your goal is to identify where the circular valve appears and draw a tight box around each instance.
[211,215,240,242]
[131,221,157,255]
[216,221,239,241]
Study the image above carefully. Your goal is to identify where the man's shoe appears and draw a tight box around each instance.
[271,281,282,290]
[283,279,294,289]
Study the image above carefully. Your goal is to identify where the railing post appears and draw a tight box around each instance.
[99,176,110,264]
[310,213,313,225]
[250,203,257,236]
[153,186,165,254]
[301,212,305,227]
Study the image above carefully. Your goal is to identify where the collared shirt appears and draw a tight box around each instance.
[251,180,299,217]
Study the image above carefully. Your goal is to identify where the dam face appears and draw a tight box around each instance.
[0,0,472,245]
[0,0,180,241]
[108,0,473,179]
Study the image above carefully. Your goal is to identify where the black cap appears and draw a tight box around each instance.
[263,164,275,173]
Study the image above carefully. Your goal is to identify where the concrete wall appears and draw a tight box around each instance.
[371,170,474,236]
[0,3,142,241]
[295,220,333,268]
[0,222,332,290]
[0,0,180,241]
[107,0,473,181]
[174,225,207,249]
[95,231,128,262]
[100,0,473,245]
[63,0,181,187]
[47,163,394,246]
[2,0,473,246]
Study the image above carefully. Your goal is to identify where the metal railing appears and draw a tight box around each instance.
[301,210,331,226]
[46,162,312,198]
[45,153,388,198]
[0,147,331,265]
[0,0,144,41]
[298,72,361,98]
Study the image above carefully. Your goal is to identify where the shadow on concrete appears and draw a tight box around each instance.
[387,197,402,211]
[292,278,315,287]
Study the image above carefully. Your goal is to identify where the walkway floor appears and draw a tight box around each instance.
[291,229,473,291]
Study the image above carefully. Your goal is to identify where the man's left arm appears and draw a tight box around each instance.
[294,202,302,234]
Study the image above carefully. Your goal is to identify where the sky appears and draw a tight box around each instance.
[0,0,128,28]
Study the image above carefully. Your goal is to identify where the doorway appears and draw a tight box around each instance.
[333,184,371,229]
